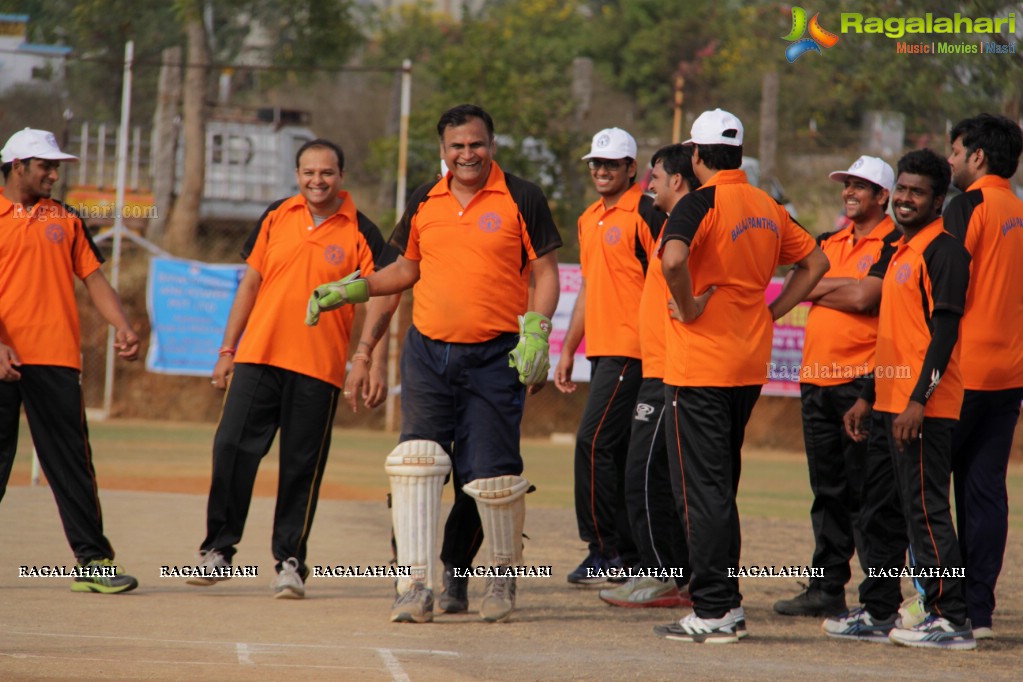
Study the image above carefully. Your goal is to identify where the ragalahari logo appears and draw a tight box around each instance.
[783,7,839,62]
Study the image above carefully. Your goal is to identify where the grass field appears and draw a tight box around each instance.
[11,417,1023,528]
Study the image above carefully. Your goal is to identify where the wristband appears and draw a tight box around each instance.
[351,352,372,365]
[218,347,236,357]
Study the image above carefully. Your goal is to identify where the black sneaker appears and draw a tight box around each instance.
[438,565,469,614]
[567,549,624,585]
[773,583,846,617]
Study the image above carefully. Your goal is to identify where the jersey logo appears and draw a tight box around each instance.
[894,263,911,284]
[605,226,622,245]
[857,255,874,273]
[924,369,941,400]
[45,223,66,244]
[634,403,656,422]
[479,212,502,233]
[324,244,346,265]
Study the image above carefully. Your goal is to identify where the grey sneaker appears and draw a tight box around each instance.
[185,549,231,586]
[272,557,305,599]
[599,576,688,608]
[70,558,138,594]
[823,606,897,642]
[888,615,976,650]
[391,581,434,623]
[479,576,517,622]
[438,565,469,614]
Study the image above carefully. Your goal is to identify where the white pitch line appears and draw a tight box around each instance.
[1,629,458,656]
[375,648,410,682]
[236,642,254,665]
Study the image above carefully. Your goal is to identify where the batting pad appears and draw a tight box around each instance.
[385,440,451,594]
[463,475,529,567]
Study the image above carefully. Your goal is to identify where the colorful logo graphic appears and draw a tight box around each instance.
[479,212,501,233]
[45,223,65,243]
[604,226,622,245]
[324,244,345,265]
[783,7,839,62]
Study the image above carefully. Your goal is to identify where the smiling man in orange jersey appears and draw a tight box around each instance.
[555,127,661,585]
[844,149,975,651]
[777,157,908,639]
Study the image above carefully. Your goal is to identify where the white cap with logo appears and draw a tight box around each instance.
[829,155,894,192]
[685,108,744,146]
[1,128,79,164]
[582,127,637,160]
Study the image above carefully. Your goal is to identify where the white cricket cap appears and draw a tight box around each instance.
[582,127,637,160]
[685,108,744,146]
[1,128,78,163]
[829,155,895,192]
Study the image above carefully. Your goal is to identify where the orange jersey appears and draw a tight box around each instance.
[578,183,662,358]
[389,163,562,343]
[639,230,669,378]
[236,191,391,388]
[874,219,970,418]
[944,175,1023,390]
[0,191,103,369]
[660,169,817,387]
[801,217,899,386]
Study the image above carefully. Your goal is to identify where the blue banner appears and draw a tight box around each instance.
[146,257,245,376]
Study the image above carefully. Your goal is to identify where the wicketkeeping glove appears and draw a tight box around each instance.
[305,270,369,326]
[508,311,552,386]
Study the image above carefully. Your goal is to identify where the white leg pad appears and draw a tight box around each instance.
[386,440,451,593]
[463,475,529,567]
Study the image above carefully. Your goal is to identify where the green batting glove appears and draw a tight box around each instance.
[305,270,369,326]
[508,311,552,386]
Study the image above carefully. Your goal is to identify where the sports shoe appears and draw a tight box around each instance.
[731,606,749,639]
[823,606,897,642]
[773,583,846,617]
[479,576,516,622]
[185,549,231,586]
[972,626,994,640]
[391,581,434,623]
[888,615,976,650]
[599,576,689,608]
[70,558,138,594]
[438,565,469,614]
[897,593,926,628]
[272,557,305,599]
[653,611,740,644]
[567,549,624,585]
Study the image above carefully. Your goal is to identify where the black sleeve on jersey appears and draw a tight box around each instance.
[59,200,105,264]
[942,189,983,244]
[910,310,961,405]
[241,197,288,260]
[922,233,971,317]
[663,186,714,246]
[866,230,901,279]
[356,211,398,269]
[387,180,438,255]
[505,172,563,258]
[815,229,838,247]
[634,193,666,275]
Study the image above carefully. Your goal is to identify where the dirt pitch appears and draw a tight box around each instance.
[1,423,1021,681]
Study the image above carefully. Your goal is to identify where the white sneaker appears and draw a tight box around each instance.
[889,615,976,650]
[185,549,231,586]
[972,626,994,640]
[730,607,748,639]
[653,611,740,644]
[272,557,305,599]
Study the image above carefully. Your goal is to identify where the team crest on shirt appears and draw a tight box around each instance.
[634,403,655,422]
[894,263,911,284]
[45,223,66,244]
[605,226,622,245]
[324,245,345,265]
[479,212,501,233]
[857,255,874,273]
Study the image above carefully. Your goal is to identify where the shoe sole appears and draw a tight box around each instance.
[479,599,514,622]
[390,611,433,623]
[185,577,231,587]
[70,580,138,594]
[438,600,469,614]
[273,587,305,599]
[890,637,976,650]
[600,595,689,608]
[568,577,611,586]
[823,631,893,643]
